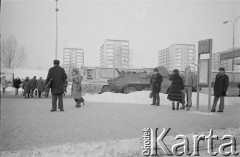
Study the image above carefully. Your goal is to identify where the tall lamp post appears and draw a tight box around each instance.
[223,16,240,71]
[55,0,59,59]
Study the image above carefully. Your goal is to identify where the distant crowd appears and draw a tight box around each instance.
[0,76,67,98]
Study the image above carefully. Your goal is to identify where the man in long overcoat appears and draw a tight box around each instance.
[211,67,229,112]
[45,60,67,112]
[150,68,163,106]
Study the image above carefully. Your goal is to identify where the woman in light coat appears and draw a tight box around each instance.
[71,68,84,108]
[1,76,8,95]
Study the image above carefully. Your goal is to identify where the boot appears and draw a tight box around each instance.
[76,101,81,108]
[180,103,185,110]
[176,103,179,110]
[172,102,175,110]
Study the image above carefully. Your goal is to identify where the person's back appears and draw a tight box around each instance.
[48,65,67,94]
[45,60,67,112]
[23,77,31,98]
[24,80,30,89]
[14,78,21,88]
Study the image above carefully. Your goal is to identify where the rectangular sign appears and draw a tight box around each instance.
[198,39,212,54]
[199,59,209,85]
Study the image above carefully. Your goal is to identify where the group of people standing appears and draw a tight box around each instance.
[150,66,230,113]
[21,76,49,99]
[12,76,50,98]
[150,66,196,111]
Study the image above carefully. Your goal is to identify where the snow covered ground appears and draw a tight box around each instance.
[4,87,240,106]
[1,88,240,157]
[83,91,239,106]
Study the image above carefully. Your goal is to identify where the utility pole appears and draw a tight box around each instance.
[55,0,59,59]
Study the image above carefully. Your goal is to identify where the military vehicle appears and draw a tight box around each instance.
[100,66,171,94]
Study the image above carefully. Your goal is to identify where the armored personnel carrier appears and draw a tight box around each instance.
[100,66,171,94]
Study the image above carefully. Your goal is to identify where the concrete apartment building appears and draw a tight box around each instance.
[100,39,129,68]
[158,44,196,71]
[63,48,84,75]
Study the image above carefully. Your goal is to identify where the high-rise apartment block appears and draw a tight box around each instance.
[63,48,84,75]
[100,39,129,68]
[158,44,196,71]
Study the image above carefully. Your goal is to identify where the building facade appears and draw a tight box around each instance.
[63,48,84,75]
[158,44,196,71]
[100,39,129,68]
[212,48,240,72]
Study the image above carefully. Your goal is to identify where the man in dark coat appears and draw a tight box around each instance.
[211,67,229,112]
[30,76,37,97]
[13,77,21,95]
[150,68,163,106]
[45,60,67,112]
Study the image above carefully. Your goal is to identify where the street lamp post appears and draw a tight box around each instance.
[55,0,59,59]
[223,16,240,71]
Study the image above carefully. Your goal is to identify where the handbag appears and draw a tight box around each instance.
[149,92,153,98]
[45,78,52,88]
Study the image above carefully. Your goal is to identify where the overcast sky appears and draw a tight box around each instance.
[2,0,240,69]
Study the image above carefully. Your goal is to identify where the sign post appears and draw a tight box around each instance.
[197,39,213,112]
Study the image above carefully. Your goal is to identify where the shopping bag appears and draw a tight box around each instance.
[149,92,153,98]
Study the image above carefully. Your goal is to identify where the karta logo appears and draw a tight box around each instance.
[142,128,239,156]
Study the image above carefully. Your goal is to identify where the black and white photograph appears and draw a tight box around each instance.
[1,0,240,156]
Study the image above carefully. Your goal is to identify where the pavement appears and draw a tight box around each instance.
[1,94,240,153]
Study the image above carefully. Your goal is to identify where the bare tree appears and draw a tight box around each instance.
[1,35,26,68]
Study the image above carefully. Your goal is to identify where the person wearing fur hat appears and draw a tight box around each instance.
[71,68,84,108]
[211,67,229,112]
[167,69,184,110]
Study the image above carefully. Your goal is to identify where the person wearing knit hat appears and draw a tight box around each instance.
[71,68,84,108]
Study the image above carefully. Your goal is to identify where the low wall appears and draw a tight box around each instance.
[201,85,240,96]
